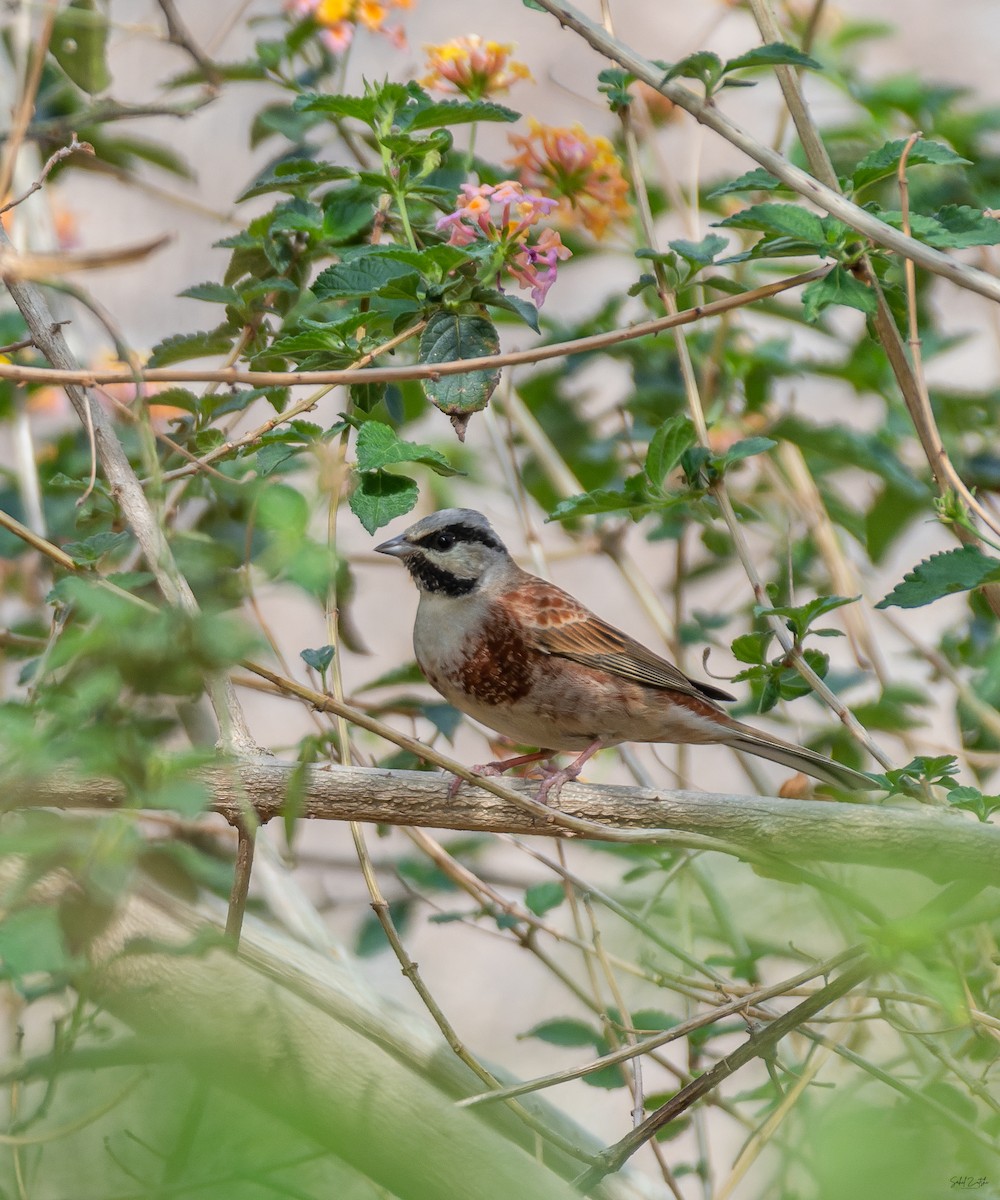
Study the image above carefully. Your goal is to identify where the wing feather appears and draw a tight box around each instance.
[506,578,734,705]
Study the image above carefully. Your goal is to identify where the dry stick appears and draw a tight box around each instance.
[156,0,222,86]
[0,269,825,391]
[0,506,77,571]
[460,948,861,1108]
[0,0,58,205]
[0,134,94,217]
[530,0,1000,306]
[224,822,255,945]
[0,222,256,754]
[749,0,1000,614]
[575,957,874,1192]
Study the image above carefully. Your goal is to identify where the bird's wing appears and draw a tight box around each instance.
[503,578,734,704]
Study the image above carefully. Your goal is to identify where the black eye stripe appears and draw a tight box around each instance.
[412,523,503,552]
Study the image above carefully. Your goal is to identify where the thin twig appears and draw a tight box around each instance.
[0,268,828,390]
[225,821,256,945]
[0,0,59,205]
[575,958,873,1192]
[0,134,94,217]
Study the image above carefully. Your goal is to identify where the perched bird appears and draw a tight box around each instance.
[376,508,875,798]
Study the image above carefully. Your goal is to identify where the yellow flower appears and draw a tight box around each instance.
[507,119,630,240]
[422,35,531,101]
[286,0,411,53]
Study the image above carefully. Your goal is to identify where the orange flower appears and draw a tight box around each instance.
[285,0,411,53]
[422,35,531,101]
[507,119,630,240]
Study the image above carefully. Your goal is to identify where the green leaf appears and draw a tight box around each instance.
[724,42,822,72]
[50,0,110,94]
[928,204,1000,248]
[706,168,784,199]
[148,327,236,367]
[0,906,71,980]
[355,421,462,477]
[876,546,1000,609]
[419,311,500,434]
[716,202,827,247]
[522,1018,598,1047]
[524,881,565,917]
[802,265,877,322]
[946,786,1000,822]
[404,99,520,130]
[668,234,729,266]
[179,282,240,305]
[300,645,335,673]
[717,436,777,469]
[645,416,697,486]
[663,51,724,89]
[293,93,377,124]
[63,531,131,565]
[849,138,971,194]
[349,470,418,534]
[548,475,655,521]
[238,159,357,201]
[313,255,417,300]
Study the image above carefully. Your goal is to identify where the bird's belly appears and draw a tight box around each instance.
[420,648,725,752]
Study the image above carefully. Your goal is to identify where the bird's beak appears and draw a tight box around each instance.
[375,533,412,559]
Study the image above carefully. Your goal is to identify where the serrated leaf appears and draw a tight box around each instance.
[522,1018,598,1048]
[718,436,777,468]
[645,416,697,486]
[549,476,655,520]
[524,881,565,917]
[849,137,971,194]
[179,282,240,305]
[419,311,500,428]
[63,531,131,564]
[238,158,357,202]
[472,288,539,332]
[313,255,416,300]
[724,43,822,73]
[668,234,728,266]
[404,99,520,130]
[148,327,236,368]
[876,546,1000,610]
[663,51,724,87]
[355,421,461,477]
[349,469,418,534]
[715,202,827,247]
[50,0,110,94]
[707,168,784,199]
[802,265,877,321]
[293,93,377,124]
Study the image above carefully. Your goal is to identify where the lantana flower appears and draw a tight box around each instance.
[421,36,531,101]
[286,0,413,55]
[507,119,630,240]
[437,181,571,307]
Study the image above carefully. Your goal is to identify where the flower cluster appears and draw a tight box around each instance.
[421,35,531,101]
[286,0,412,54]
[437,181,571,307]
[507,119,630,240]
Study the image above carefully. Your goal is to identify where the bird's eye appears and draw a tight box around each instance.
[431,531,456,551]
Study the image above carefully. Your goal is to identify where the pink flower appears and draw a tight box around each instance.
[436,181,569,306]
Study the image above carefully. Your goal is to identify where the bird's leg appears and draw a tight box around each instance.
[535,739,604,805]
[448,749,555,798]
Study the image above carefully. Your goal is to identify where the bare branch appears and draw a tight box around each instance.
[19,761,1000,882]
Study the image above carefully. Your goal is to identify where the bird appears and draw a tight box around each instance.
[375,508,876,799]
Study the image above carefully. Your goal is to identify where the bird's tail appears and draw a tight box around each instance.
[722,719,878,792]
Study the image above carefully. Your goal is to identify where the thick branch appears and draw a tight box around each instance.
[20,762,1000,882]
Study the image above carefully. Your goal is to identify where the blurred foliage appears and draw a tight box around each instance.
[1,1,1000,1197]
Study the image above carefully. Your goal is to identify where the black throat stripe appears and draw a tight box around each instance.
[408,556,478,596]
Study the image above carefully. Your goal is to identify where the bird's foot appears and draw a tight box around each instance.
[448,750,554,798]
[533,739,604,806]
